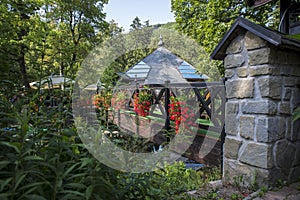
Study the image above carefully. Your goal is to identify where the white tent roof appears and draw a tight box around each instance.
[30,75,74,89]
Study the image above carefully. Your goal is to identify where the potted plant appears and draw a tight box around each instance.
[169,95,197,134]
[133,88,153,117]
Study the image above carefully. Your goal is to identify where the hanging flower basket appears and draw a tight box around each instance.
[133,89,153,117]
[169,95,198,134]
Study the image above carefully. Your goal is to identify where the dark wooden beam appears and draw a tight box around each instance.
[280,0,291,33]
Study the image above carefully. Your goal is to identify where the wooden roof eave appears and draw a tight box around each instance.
[210,17,300,60]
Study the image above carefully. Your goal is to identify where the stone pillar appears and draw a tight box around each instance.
[223,31,300,187]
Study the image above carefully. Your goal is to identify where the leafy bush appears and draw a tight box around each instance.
[0,89,119,200]
[116,162,219,199]
[0,86,222,199]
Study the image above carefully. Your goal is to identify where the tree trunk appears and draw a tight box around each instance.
[18,26,30,89]
[18,44,30,88]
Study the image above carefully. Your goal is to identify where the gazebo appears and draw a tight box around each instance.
[107,37,225,166]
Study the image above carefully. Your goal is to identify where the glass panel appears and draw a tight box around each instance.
[128,69,150,73]
[132,65,150,69]
[182,74,202,79]
[179,69,197,73]
[181,61,191,66]
[127,73,148,78]
[178,65,194,70]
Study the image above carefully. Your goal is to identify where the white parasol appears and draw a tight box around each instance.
[30,75,74,89]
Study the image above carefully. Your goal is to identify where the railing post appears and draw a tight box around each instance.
[164,80,170,133]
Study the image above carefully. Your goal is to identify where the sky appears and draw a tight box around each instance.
[104,0,175,31]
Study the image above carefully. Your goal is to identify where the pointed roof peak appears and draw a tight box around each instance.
[158,35,164,47]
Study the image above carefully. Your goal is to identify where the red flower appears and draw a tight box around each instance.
[168,95,199,134]
[133,90,153,117]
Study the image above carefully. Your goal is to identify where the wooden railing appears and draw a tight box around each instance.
[107,81,226,166]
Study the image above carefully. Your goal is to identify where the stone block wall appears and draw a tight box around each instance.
[223,31,300,186]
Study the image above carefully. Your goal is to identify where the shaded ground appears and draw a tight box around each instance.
[186,180,252,199]
[253,182,300,200]
[185,181,300,200]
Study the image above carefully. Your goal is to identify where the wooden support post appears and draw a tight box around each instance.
[280,0,291,33]
[164,80,170,132]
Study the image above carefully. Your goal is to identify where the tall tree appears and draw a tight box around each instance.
[0,0,111,93]
[130,16,142,30]
[0,0,44,89]
[44,0,109,77]
[171,0,279,56]
[100,17,154,87]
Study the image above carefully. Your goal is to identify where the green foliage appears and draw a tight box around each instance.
[0,1,236,199]
[275,178,287,189]
[171,0,280,74]
[230,193,243,200]
[258,186,268,197]
[232,173,259,193]
[130,16,143,30]
[43,0,110,77]
[292,107,300,122]
[0,0,110,89]
[116,162,209,199]
[0,88,119,199]
[288,34,300,41]
[101,47,153,87]
[0,80,224,199]
[204,189,219,199]
[0,0,45,88]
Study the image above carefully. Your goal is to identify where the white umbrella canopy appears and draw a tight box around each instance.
[30,75,74,89]
[83,79,106,91]
[83,84,98,91]
[83,83,105,91]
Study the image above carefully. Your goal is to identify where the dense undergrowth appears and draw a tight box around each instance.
[0,87,221,199]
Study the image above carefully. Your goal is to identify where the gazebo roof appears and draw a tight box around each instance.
[124,39,208,85]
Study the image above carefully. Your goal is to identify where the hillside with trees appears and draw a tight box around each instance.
[1,1,297,199]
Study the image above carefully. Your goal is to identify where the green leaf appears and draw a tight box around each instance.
[62,162,81,179]
[24,195,47,200]
[293,107,300,122]
[0,177,13,192]
[14,174,27,191]
[64,183,86,190]
[18,182,47,191]
[79,157,92,168]
[85,185,94,200]
[23,155,44,161]
[0,192,13,198]
[59,190,86,198]
[34,161,56,173]
[17,185,42,200]
[67,173,88,180]
[0,142,20,154]
[0,161,11,171]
